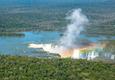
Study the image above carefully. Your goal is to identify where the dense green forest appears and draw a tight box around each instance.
[0,0,115,36]
[0,1,115,80]
[0,55,115,80]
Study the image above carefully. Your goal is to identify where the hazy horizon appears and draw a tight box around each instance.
[0,0,111,7]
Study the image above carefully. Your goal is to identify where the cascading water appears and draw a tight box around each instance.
[29,8,115,61]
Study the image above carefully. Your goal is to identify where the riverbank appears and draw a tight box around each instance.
[0,55,114,80]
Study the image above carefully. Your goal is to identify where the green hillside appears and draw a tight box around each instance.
[0,55,114,80]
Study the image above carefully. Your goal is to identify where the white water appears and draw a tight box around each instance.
[59,8,89,49]
[29,8,89,55]
[28,9,115,60]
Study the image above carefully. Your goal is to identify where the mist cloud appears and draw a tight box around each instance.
[59,8,89,49]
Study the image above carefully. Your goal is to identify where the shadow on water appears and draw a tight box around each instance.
[0,32,25,37]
